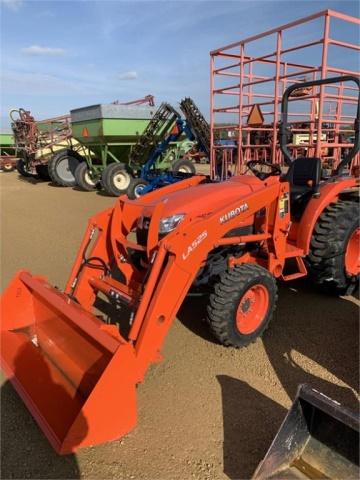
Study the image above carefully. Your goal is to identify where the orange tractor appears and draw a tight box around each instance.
[1,76,359,454]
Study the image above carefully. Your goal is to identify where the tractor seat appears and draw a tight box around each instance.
[290,184,314,203]
[286,157,322,214]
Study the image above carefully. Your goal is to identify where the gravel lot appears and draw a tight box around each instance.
[1,171,358,480]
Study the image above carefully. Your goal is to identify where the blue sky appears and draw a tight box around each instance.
[1,0,359,127]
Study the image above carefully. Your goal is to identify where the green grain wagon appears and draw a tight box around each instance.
[0,130,18,172]
[66,103,191,194]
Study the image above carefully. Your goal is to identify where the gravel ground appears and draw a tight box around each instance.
[1,171,359,480]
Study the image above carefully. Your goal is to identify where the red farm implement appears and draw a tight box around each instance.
[210,9,360,179]
[112,95,155,107]
[10,108,75,179]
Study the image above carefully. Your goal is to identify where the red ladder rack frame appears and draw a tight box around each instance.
[210,9,360,179]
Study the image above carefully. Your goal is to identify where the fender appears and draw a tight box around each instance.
[296,177,358,254]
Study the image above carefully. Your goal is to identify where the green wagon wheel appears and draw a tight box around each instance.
[101,163,132,197]
[75,162,98,191]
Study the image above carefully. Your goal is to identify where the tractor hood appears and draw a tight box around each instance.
[160,175,266,219]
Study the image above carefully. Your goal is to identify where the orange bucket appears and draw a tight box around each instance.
[0,271,137,454]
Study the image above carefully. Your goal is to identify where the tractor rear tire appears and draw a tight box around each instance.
[75,162,98,191]
[307,200,359,295]
[48,149,82,187]
[101,163,132,197]
[207,264,278,348]
[127,178,150,199]
[171,158,196,174]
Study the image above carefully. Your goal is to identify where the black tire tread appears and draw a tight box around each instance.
[127,178,149,199]
[16,158,36,178]
[48,149,82,187]
[307,200,359,295]
[101,162,131,197]
[171,158,196,174]
[74,162,97,191]
[207,264,278,348]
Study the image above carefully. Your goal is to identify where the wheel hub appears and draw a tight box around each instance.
[345,227,360,276]
[84,171,96,186]
[113,172,130,190]
[134,183,146,197]
[57,157,77,182]
[236,284,269,334]
[240,298,252,314]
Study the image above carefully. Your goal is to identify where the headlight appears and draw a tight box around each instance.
[159,213,185,234]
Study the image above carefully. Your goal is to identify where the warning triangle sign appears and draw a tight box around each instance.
[247,105,264,126]
[81,127,90,137]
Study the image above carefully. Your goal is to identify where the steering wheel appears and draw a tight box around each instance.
[247,160,282,180]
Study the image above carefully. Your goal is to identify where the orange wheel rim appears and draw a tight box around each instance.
[345,228,360,276]
[236,284,269,334]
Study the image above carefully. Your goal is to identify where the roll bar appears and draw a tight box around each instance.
[279,75,360,172]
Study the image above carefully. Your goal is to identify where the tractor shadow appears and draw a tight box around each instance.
[0,382,81,479]
[179,280,359,409]
[178,293,215,343]
[0,381,80,479]
[179,284,359,479]
[217,375,286,479]
[264,279,359,410]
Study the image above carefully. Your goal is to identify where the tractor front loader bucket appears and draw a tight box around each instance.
[253,384,359,479]
[0,270,137,454]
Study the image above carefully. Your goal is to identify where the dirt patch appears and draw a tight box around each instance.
[1,172,358,479]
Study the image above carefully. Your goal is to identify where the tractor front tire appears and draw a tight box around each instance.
[127,178,150,199]
[75,162,98,191]
[171,158,196,174]
[307,200,359,295]
[207,264,278,348]
[101,163,132,197]
[48,149,82,187]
